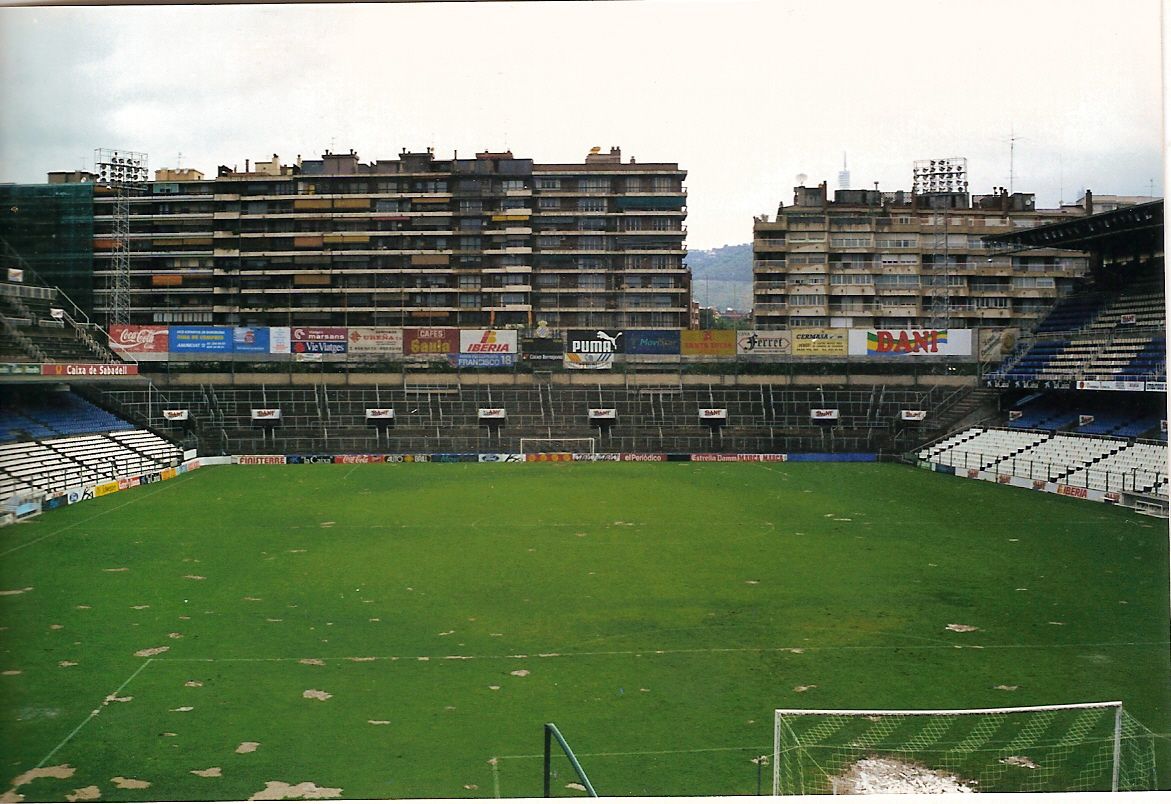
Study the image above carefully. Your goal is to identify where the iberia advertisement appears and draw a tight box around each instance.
[848,329,972,357]
[459,329,518,354]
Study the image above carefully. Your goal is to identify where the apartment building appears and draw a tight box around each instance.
[752,183,1090,331]
[82,147,687,329]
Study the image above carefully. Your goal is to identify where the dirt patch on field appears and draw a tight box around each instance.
[565,783,586,792]
[65,786,100,801]
[134,646,169,658]
[302,690,332,701]
[184,680,202,688]
[110,778,150,790]
[236,742,260,754]
[298,659,325,666]
[945,624,980,633]
[131,605,149,610]
[11,766,75,788]
[59,661,78,668]
[2,671,21,677]
[170,706,194,712]
[999,755,1038,769]
[793,685,817,693]
[510,669,530,677]
[830,757,975,794]
[248,781,342,800]
[994,684,1019,691]
[368,720,389,725]
[103,568,129,573]
[102,695,132,705]
[183,575,206,581]
[190,768,222,778]
[0,588,33,596]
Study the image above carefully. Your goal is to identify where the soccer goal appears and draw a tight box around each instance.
[543,722,598,797]
[519,437,595,455]
[773,702,1157,795]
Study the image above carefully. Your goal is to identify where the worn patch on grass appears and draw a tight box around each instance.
[103,568,129,573]
[0,588,32,596]
[184,680,202,688]
[236,742,260,754]
[49,624,64,630]
[368,720,389,725]
[183,575,206,581]
[793,685,817,693]
[994,685,1019,691]
[103,695,132,704]
[945,624,980,632]
[830,757,975,794]
[130,605,149,610]
[248,781,342,800]
[348,657,375,663]
[190,768,221,778]
[999,755,1038,769]
[0,790,21,803]
[65,786,100,801]
[510,669,530,677]
[11,765,75,787]
[110,778,150,790]
[170,706,194,712]
[244,596,262,601]
[298,659,324,666]
[168,632,183,639]
[59,661,78,668]
[302,690,332,701]
[488,685,500,691]
[463,784,478,790]
[2,671,21,676]
[134,646,169,657]
[566,783,586,791]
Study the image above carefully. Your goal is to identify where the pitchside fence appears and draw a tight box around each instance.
[773,702,1159,795]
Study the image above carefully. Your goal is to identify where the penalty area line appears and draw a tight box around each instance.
[35,658,154,768]
[498,743,771,760]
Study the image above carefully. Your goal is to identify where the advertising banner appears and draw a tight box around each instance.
[291,326,348,355]
[270,326,291,354]
[900,410,928,421]
[478,453,525,463]
[478,408,507,419]
[169,326,233,353]
[625,330,681,356]
[250,409,282,420]
[7,268,23,283]
[404,327,459,356]
[453,353,517,368]
[692,453,740,462]
[348,327,404,355]
[94,481,120,497]
[460,329,518,354]
[565,329,624,369]
[1076,379,1146,391]
[41,363,138,377]
[237,455,287,464]
[699,408,728,420]
[736,330,790,356]
[162,409,189,422]
[791,328,848,356]
[1008,410,1023,421]
[522,336,564,362]
[621,453,666,462]
[365,408,395,420]
[1147,382,1167,392]
[49,307,64,320]
[572,453,622,462]
[108,324,169,360]
[810,408,840,420]
[333,455,384,464]
[681,329,736,357]
[589,408,617,419]
[233,327,271,353]
[848,328,973,357]
[1078,415,1095,426]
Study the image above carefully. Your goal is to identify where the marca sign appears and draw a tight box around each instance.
[565,329,623,369]
[849,328,972,357]
[460,329,518,354]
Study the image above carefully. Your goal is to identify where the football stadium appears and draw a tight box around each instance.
[0,155,1168,800]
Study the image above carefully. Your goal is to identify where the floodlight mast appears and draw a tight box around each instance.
[95,148,148,329]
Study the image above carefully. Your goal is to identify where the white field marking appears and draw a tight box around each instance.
[498,743,771,761]
[491,758,501,799]
[148,638,1169,665]
[36,658,154,768]
[0,476,197,558]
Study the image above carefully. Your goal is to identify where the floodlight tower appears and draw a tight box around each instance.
[94,148,148,327]
[913,157,968,329]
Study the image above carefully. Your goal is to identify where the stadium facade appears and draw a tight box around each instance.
[751,182,1110,331]
[78,147,686,330]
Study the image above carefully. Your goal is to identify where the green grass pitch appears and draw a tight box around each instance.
[1,462,1168,799]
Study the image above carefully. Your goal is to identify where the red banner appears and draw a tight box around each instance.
[41,363,139,377]
[108,324,169,355]
[404,327,459,356]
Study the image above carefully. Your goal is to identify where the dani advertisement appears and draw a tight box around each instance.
[848,328,973,357]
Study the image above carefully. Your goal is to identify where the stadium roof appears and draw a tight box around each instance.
[983,200,1163,255]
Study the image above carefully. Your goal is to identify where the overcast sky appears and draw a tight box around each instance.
[0,0,1163,249]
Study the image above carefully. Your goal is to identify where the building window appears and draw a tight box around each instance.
[537,178,561,190]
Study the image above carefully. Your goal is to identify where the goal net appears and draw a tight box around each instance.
[519,437,595,455]
[773,702,1157,795]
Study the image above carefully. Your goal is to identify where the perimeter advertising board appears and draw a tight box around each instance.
[459,329,518,354]
[681,329,736,357]
[736,330,790,356]
[41,363,138,377]
[404,328,459,357]
[848,328,972,357]
[108,324,169,361]
[565,330,624,369]
[625,330,681,355]
[291,326,348,355]
[169,326,232,353]
[348,327,404,356]
[269,327,292,354]
[791,328,847,356]
[233,327,271,354]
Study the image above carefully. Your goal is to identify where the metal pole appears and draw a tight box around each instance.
[1111,705,1123,792]
[543,725,552,798]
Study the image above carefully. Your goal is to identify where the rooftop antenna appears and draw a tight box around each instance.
[838,152,850,190]
[177,152,183,170]
[1005,126,1028,195]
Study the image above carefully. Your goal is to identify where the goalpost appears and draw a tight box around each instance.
[773,702,1158,795]
[519,437,596,455]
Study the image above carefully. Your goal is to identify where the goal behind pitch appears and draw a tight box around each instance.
[519,437,595,455]
[773,702,1157,795]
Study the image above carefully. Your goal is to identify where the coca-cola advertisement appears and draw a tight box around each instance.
[108,325,169,361]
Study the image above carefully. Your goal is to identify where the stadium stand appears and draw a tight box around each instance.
[0,281,123,365]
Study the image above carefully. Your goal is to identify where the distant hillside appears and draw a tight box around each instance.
[688,243,752,311]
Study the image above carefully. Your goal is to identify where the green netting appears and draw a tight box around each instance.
[0,182,95,314]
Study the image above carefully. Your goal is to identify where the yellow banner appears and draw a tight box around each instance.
[790,328,848,356]
[681,329,736,356]
[94,482,120,497]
